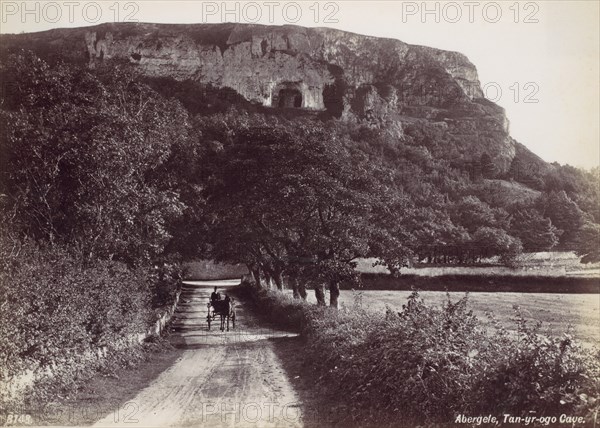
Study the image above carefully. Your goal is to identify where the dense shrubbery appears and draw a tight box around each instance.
[149,260,184,310]
[0,52,190,265]
[0,237,156,403]
[232,282,308,331]
[0,52,186,407]
[239,281,600,427]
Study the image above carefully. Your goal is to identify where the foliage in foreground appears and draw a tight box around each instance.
[239,282,600,427]
[0,236,180,407]
[0,51,185,407]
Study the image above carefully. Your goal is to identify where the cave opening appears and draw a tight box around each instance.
[277,88,303,108]
[323,83,344,118]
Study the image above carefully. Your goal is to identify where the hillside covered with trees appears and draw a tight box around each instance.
[0,25,599,414]
[1,49,599,306]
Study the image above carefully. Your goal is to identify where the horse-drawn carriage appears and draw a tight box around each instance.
[207,297,236,331]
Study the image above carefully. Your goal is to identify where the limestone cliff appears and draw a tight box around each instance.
[0,22,534,172]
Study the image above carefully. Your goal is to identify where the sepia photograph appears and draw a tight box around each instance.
[0,1,598,427]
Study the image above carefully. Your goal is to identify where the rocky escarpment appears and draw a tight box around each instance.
[1,22,531,171]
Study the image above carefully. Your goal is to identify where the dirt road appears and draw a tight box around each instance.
[94,280,302,428]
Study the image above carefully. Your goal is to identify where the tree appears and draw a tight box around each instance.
[0,51,191,265]
[572,221,600,263]
[537,191,585,248]
[470,227,523,265]
[509,209,560,252]
[480,153,497,179]
[196,113,410,307]
[449,196,509,234]
[542,165,600,223]
[399,207,468,264]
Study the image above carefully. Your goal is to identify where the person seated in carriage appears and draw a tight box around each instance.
[211,287,221,304]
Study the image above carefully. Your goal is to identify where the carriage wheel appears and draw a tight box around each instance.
[207,302,212,330]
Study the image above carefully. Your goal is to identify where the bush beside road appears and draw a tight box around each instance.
[236,281,600,427]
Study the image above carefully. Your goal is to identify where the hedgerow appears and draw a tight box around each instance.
[0,239,176,407]
[238,281,600,427]
[0,52,187,411]
[232,282,308,330]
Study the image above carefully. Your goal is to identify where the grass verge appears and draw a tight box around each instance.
[10,337,183,426]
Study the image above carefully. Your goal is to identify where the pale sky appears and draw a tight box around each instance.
[1,0,598,168]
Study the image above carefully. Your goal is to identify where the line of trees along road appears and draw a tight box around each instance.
[191,115,411,307]
[1,51,599,314]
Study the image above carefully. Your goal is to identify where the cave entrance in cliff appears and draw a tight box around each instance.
[277,88,303,108]
[272,82,304,109]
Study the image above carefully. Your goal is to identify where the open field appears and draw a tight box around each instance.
[286,289,600,346]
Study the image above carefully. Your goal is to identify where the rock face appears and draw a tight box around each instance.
[1,22,524,171]
[84,24,336,110]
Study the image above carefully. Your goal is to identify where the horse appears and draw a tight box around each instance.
[209,298,236,331]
